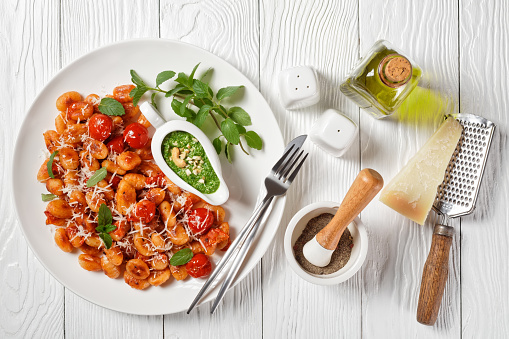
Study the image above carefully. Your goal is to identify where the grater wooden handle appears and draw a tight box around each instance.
[417,224,454,325]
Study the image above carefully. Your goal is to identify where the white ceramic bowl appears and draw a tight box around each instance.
[283,201,368,285]
[140,102,229,205]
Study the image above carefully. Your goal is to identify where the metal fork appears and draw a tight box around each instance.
[187,135,308,314]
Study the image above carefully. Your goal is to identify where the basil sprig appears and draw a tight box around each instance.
[41,193,57,202]
[47,151,58,179]
[98,97,126,116]
[95,204,116,249]
[170,248,194,266]
[86,167,107,188]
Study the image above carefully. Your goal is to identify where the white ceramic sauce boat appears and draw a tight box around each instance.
[139,101,229,206]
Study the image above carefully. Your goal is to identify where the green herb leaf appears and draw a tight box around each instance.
[156,70,176,87]
[225,142,232,163]
[47,151,58,179]
[194,104,212,127]
[99,97,126,116]
[192,79,211,99]
[130,70,146,87]
[171,99,195,119]
[180,95,193,116]
[86,167,107,188]
[229,106,252,126]
[175,72,189,86]
[165,84,186,98]
[213,137,222,154]
[217,86,243,101]
[244,131,263,150]
[213,106,228,119]
[220,118,240,145]
[236,124,246,135]
[188,63,200,86]
[170,248,194,266]
[96,224,117,234]
[99,232,113,249]
[131,85,149,107]
[151,92,158,109]
[98,203,112,227]
[41,193,57,202]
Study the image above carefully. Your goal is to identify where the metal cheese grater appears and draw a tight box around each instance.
[417,113,496,326]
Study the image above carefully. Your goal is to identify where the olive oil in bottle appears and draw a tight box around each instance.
[340,40,422,119]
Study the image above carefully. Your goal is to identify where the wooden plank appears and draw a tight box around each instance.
[259,1,362,338]
[459,0,509,336]
[358,0,461,337]
[159,1,263,337]
[60,1,163,337]
[0,0,63,338]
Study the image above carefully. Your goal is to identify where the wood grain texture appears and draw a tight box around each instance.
[3,0,509,337]
[0,1,64,338]
[460,0,509,337]
[417,228,454,326]
[160,1,263,338]
[259,0,363,338]
[60,1,163,338]
[358,0,461,337]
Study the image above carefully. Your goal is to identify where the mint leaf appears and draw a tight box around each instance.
[180,95,192,116]
[131,85,148,107]
[171,99,195,119]
[96,223,117,234]
[130,70,145,87]
[213,137,222,154]
[41,193,57,202]
[220,118,240,145]
[99,232,113,249]
[99,98,126,116]
[188,63,200,86]
[194,104,211,127]
[47,151,58,179]
[225,142,232,163]
[229,106,251,126]
[170,248,194,266]
[156,70,176,87]
[175,72,189,86]
[244,131,263,150]
[236,124,246,135]
[86,167,107,187]
[165,84,186,98]
[217,86,243,101]
[151,92,158,109]
[192,79,211,99]
[98,203,112,227]
[213,106,227,119]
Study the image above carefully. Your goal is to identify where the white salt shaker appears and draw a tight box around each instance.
[278,66,320,110]
[309,109,358,157]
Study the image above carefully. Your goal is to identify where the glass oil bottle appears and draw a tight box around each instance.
[340,40,422,119]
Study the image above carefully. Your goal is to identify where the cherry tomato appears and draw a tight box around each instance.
[88,114,113,141]
[188,208,214,235]
[123,122,149,149]
[106,135,125,154]
[133,200,156,223]
[185,254,212,278]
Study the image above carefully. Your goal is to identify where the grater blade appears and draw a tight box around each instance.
[433,113,495,218]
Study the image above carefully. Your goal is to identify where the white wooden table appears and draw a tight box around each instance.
[1,0,508,338]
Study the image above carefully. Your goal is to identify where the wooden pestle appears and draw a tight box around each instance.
[316,169,384,250]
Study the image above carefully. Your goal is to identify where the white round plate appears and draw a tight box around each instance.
[12,39,286,315]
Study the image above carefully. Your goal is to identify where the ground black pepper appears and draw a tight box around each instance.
[293,213,353,275]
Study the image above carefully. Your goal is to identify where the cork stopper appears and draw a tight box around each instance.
[378,54,412,88]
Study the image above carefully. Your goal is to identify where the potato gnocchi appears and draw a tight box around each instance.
[38,87,231,290]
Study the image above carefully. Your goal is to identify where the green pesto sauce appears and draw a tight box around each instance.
[162,131,220,194]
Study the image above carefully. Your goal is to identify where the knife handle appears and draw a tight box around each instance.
[417,224,454,325]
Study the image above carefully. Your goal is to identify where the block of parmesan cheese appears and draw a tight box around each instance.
[379,118,463,225]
